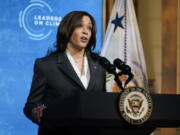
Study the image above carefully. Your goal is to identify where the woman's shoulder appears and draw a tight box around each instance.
[36,53,58,64]
[33,53,59,72]
[88,52,101,61]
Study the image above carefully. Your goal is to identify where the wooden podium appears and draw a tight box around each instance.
[41,92,180,135]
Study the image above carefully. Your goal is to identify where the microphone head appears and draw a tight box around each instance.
[124,65,131,72]
[99,57,110,68]
[113,58,125,70]
[99,57,116,74]
[113,58,132,73]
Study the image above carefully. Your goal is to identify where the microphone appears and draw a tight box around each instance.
[113,58,134,86]
[113,58,131,74]
[99,57,116,74]
[99,57,124,90]
[113,58,125,70]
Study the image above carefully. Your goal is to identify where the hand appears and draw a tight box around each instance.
[31,104,47,124]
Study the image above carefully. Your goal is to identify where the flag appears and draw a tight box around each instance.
[101,0,149,92]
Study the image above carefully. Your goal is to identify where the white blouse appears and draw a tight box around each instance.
[66,50,90,89]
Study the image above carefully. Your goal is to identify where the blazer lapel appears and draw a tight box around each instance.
[56,53,86,90]
[87,54,98,91]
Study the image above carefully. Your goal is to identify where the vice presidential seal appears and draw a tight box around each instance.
[119,87,153,125]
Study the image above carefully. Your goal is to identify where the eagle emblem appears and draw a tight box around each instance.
[126,95,144,116]
[119,87,153,125]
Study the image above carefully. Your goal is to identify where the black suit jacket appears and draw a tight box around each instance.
[24,52,106,123]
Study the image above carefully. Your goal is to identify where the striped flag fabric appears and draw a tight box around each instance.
[101,0,149,92]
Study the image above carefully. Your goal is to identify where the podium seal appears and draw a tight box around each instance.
[119,87,153,125]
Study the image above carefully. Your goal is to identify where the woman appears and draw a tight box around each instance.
[24,11,106,134]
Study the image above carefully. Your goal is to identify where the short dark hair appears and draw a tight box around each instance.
[51,11,97,54]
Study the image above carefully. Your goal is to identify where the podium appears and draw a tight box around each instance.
[41,92,180,135]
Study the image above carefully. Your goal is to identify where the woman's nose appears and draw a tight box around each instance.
[82,27,89,35]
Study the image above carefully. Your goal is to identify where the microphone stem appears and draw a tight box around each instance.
[114,74,124,90]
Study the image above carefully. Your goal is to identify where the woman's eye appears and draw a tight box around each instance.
[88,26,92,30]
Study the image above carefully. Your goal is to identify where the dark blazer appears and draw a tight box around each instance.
[24,52,106,124]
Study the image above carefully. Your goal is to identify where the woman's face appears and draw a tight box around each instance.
[68,15,92,51]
